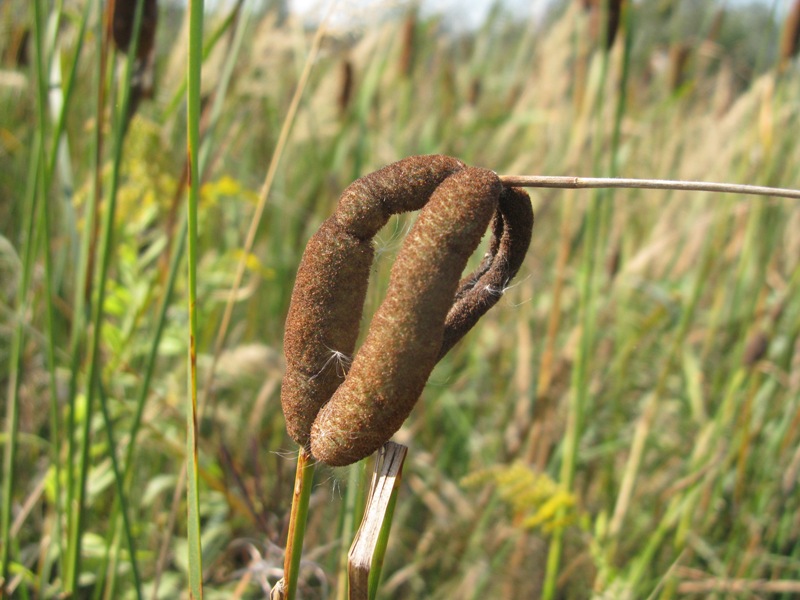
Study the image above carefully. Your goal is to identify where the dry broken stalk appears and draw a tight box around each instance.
[348,442,408,600]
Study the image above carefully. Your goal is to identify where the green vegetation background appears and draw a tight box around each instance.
[1,0,799,597]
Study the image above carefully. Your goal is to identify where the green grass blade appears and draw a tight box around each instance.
[95,381,143,599]
[186,0,205,597]
[66,0,149,590]
[35,0,69,588]
[1,0,50,589]
[63,0,105,586]
[0,139,40,597]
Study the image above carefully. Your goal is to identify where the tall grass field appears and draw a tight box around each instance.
[1,0,799,597]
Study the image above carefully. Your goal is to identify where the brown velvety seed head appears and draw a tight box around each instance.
[336,155,465,239]
[281,219,373,447]
[281,155,466,448]
[310,168,501,466]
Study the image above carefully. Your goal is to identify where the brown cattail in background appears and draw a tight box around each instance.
[780,0,800,70]
[742,331,769,368]
[468,77,482,107]
[398,11,417,77]
[338,58,354,117]
[111,0,159,130]
[668,43,691,91]
[580,0,624,51]
[111,0,158,62]
[3,27,29,68]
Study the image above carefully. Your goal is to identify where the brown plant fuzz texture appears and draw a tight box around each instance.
[282,155,465,447]
[281,155,533,465]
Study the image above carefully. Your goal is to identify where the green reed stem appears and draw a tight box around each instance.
[34,0,70,589]
[64,0,105,587]
[186,0,205,597]
[95,381,143,599]
[281,449,316,600]
[66,0,148,590]
[1,0,52,591]
[0,122,40,600]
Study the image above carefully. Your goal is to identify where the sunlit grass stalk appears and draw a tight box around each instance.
[499,176,800,200]
[186,0,205,597]
[161,2,247,120]
[132,9,250,597]
[92,7,247,596]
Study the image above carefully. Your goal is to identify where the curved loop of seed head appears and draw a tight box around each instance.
[438,185,533,360]
[281,155,466,447]
[310,167,503,466]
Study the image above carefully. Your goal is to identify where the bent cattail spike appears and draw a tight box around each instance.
[310,168,502,466]
[282,155,466,447]
[438,185,533,360]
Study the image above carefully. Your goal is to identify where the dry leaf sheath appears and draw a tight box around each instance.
[281,155,533,465]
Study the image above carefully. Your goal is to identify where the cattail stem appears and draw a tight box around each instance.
[499,175,800,200]
[274,448,316,600]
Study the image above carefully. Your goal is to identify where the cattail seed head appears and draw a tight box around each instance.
[281,156,533,465]
[310,168,502,465]
[282,155,465,448]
